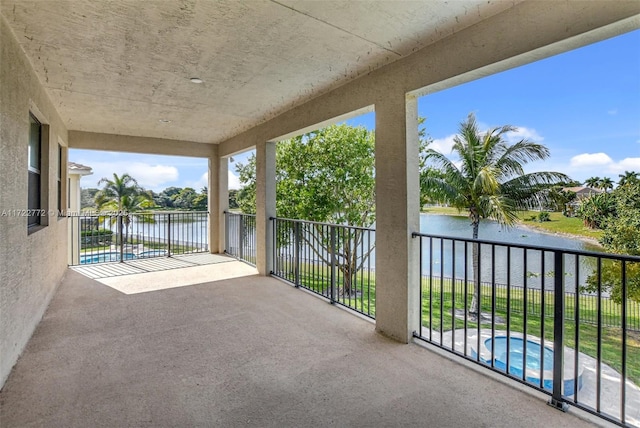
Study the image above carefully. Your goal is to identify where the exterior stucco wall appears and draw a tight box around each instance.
[0,15,69,388]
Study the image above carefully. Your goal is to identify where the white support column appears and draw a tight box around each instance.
[208,146,226,254]
[374,93,421,343]
[218,156,229,254]
[256,141,276,275]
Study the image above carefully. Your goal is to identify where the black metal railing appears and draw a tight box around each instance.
[224,212,257,265]
[435,277,639,331]
[68,211,208,266]
[413,232,640,427]
[270,217,376,319]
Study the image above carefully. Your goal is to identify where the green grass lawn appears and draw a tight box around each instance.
[516,211,603,242]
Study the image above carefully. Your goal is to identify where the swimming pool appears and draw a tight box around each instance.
[475,336,583,395]
[79,252,136,264]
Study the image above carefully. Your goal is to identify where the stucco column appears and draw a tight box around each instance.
[218,156,229,253]
[255,141,276,275]
[374,93,421,343]
[208,146,227,254]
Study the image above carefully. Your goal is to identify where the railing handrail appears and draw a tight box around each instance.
[412,231,640,263]
[68,211,209,266]
[67,210,209,217]
[224,211,256,218]
[271,215,376,233]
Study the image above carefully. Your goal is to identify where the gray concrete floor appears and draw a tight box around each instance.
[1,261,604,427]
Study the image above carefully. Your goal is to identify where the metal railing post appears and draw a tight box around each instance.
[330,226,336,304]
[118,214,124,263]
[167,213,172,257]
[294,221,301,287]
[239,214,244,261]
[224,211,229,253]
[549,250,568,411]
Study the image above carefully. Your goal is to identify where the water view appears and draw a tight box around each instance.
[419,214,602,291]
[420,214,600,252]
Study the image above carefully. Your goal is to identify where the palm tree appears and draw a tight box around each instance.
[599,177,614,192]
[95,173,153,244]
[96,173,143,211]
[618,171,640,187]
[584,177,600,188]
[422,113,569,317]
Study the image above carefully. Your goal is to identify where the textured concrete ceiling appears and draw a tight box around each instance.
[1,0,518,144]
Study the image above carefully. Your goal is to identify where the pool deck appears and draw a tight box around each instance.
[425,328,640,426]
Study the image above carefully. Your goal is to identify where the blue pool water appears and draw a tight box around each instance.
[80,252,136,264]
[483,336,582,395]
[80,249,169,264]
[488,337,555,374]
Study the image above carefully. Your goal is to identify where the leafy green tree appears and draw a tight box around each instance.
[576,192,616,229]
[228,189,239,210]
[235,124,375,295]
[421,113,569,316]
[192,187,208,211]
[153,186,182,208]
[235,160,257,214]
[80,188,99,209]
[583,181,640,303]
[172,187,197,209]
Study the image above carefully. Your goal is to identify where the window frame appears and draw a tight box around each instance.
[28,113,42,229]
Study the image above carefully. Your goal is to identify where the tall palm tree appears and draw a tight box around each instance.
[95,173,153,244]
[599,177,614,192]
[422,113,569,316]
[96,173,143,211]
[584,177,601,188]
[618,171,639,187]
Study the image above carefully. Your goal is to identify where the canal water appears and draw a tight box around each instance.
[418,214,602,291]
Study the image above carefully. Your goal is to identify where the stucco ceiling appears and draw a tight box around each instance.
[1,0,518,144]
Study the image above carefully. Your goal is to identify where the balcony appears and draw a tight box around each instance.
[0,258,597,427]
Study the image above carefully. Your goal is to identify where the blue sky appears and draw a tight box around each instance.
[71,29,640,192]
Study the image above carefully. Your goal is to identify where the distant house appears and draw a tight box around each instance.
[67,162,92,265]
[563,186,603,200]
[68,162,93,213]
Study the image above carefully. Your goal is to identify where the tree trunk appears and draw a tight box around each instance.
[340,263,353,296]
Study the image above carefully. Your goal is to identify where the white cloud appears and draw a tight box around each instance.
[568,153,640,177]
[190,172,208,191]
[614,157,640,173]
[431,134,456,154]
[189,171,242,191]
[607,109,618,115]
[569,152,614,168]
[83,161,179,191]
[228,171,242,190]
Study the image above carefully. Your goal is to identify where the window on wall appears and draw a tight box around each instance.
[28,113,42,228]
[58,144,63,215]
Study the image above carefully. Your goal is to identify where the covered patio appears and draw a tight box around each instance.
[0,267,594,427]
[2,1,639,426]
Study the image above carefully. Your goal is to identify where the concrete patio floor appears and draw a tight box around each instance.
[0,261,607,427]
